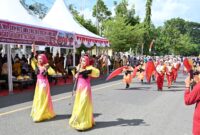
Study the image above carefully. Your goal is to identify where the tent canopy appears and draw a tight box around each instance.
[43,0,109,48]
[0,0,48,28]
[0,0,74,47]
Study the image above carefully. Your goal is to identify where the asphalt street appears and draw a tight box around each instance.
[0,73,194,135]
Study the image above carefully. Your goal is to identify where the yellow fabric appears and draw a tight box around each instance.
[47,67,56,75]
[30,81,55,122]
[86,66,100,78]
[69,87,94,130]
[31,58,37,70]
[69,66,99,130]
[31,58,56,75]
[72,65,100,78]
[30,58,56,122]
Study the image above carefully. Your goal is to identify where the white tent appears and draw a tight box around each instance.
[0,0,50,28]
[0,0,75,93]
[43,0,109,48]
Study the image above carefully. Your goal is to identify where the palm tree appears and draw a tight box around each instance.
[144,0,153,28]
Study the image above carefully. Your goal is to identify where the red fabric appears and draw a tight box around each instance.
[106,66,127,81]
[132,66,138,78]
[183,58,192,72]
[172,68,178,82]
[156,73,164,90]
[166,67,173,87]
[89,58,95,66]
[176,63,181,71]
[146,61,155,83]
[184,83,200,135]
[166,73,173,87]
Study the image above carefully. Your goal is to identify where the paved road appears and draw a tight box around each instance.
[0,73,194,135]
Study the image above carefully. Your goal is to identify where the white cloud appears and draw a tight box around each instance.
[152,0,190,26]
[128,0,146,21]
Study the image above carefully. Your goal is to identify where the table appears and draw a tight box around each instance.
[50,74,67,85]
[13,79,34,90]
[0,80,6,90]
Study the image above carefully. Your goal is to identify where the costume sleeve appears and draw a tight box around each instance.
[86,66,100,78]
[184,83,200,105]
[47,67,56,75]
[31,58,37,70]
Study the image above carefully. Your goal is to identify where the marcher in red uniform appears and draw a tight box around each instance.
[156,60,166,91]
[166,60,174,88]
[172,58,178,82]
[184,75,200,135]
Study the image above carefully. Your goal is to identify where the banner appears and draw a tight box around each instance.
[0,20,74,48]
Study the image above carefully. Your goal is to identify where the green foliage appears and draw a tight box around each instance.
[27,2,48,19]
[144,0,153,28]
[114,0,128,17]
[114,0,140,26]
[69,5,98,34]
[92,0,112,22]
[92,0,112,34]
[154,18,200,56]
[103,16,139,52]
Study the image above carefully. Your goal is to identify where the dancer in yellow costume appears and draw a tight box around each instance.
[30,44,56,122]
[69,55,100,130]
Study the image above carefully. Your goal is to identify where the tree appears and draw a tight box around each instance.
[144,0,153,28]
[103,16,137,52]
[28,2,48,19]
[114,0,139,26]
[114,0,128,17]
[137,0,154,55]
[155,18,200,56]
[127,5,140,26]
[69,4,98,34]
[93,0,112,35]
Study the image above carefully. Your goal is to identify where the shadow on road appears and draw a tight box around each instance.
[94,118,148,129]
[43,113,102,123]
[162,89,185,92]
[115,87,151,91]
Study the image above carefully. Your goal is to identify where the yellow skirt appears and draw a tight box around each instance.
[69,77,94,130]
[30,79,55,122]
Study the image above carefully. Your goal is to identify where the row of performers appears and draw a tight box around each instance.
[121,59,181,90]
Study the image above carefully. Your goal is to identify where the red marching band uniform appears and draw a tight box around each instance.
[172,59,181,82]
[184,82,200,135]
[166,62,174,88]
[156,61,166,91]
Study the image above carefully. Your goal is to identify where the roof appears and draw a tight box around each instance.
[43,0,109,48]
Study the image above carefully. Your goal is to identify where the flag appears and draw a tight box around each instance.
[149,39,155,52]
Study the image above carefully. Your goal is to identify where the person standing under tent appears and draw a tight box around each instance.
[30,43,56,122]
[69,55,100,131]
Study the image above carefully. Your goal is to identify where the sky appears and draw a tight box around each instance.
[26,0,200,27]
